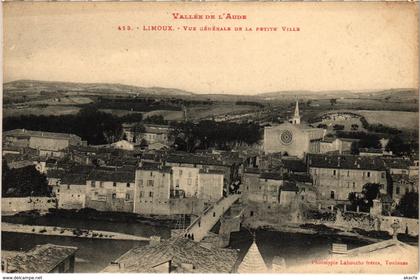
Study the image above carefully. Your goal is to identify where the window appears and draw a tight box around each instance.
[126,194,130,200]
[352,182,356,189]
[91,181,95,187]
[140,191,144,198]
[147,180,154,187]
[333,170,336,176]
[67,185,70,190]
[187,178,192,185]
[330,191,335,199]
[127,183,130,188]
[396,187,400,195]
[188,172,192,177]
[381,172,385,179]
[149,191,153,197]
[100,181,104,188]
[347,170,350,177]
[150,171,153,176]
[112,193,116,199]
[367,172,371,178]
[250,211,254,217]
[139,179,143,186]
[113,182,117,187]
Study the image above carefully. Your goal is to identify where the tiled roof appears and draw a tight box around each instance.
[166,153,233,166]
[383,157,411,169]
[3,244,77,273]
[199,169,225,175]
[282,159,307,172]
[307,154,387,171]
[4,129,81,142]
[60,173,89,185]
[138,162,172,173]
[102,237,238,273]
[237,241,268,273]
[260,172,283,180]
[87,169,135,182]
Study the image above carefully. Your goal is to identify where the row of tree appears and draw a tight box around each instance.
[171,120,261,152]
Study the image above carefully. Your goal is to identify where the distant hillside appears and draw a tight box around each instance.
[257,88,418,101]
[3,80,197,97]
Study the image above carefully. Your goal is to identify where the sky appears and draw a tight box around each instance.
[3,2,419,95]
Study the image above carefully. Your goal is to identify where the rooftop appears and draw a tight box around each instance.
[102,237,238,273]
[2,244,77,273]
[307,154,387,171]
[4,129,81,142]
[87,169,135,182]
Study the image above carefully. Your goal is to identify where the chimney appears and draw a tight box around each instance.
[119,262,125,269]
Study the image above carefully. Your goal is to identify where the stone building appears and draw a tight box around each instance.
[54,173,87,209]
[198,170,224,201]
[133,164,172,215]
[308,154,388,201]
[3,129,84,158]
[85,169,135,212]
[263,100,326,158]
[319,138,354,154]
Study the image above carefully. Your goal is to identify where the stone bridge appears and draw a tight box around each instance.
[182,194,242,242]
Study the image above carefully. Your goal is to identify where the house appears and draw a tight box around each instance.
[166,152,240,190]
[3,129,85,157]
[198,170,224,202]
[279,181,299,206]
[111,140,135,151]
[391,174,418,203]
[308,154,388,201]
[133,163,172,215]
[172,166,200,198]
[319,138,354,154]
[2,244,77,273]
[55,173,87,209]
[101,237,238,273]
[85,169,135,212]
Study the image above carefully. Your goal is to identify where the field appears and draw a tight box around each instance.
[355,110,419,131]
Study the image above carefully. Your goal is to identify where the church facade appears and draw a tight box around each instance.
[263,99,326,158]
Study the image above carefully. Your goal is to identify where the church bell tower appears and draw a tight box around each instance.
[291,98,301,125]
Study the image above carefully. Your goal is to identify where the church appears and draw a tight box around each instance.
[263,99,326,158]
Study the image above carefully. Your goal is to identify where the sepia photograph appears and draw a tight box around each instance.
[1,1,419,275]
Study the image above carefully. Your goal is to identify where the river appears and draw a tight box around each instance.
[2,215,371,272]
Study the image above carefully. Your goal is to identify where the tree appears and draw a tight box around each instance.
[386,135,412,156]
[2,165,51,197]
[397,191,419,218]
[348,183,381,212]
[330,99,337,106]
[359,134,381,149]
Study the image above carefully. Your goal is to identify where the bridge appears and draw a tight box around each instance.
[182,194,242,242]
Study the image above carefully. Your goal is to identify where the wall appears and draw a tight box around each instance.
[56,184,86,209]
[263,123,310,158]
[2,197,56,214]
[85,180,135,212]
[199,172,224,201]
[172,166,200,197]
[310,167,387,200]
[133,169,171,215]
[29,137,69,152]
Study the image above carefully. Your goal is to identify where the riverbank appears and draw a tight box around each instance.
[243,220,388,244]
[1,222,150,241]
